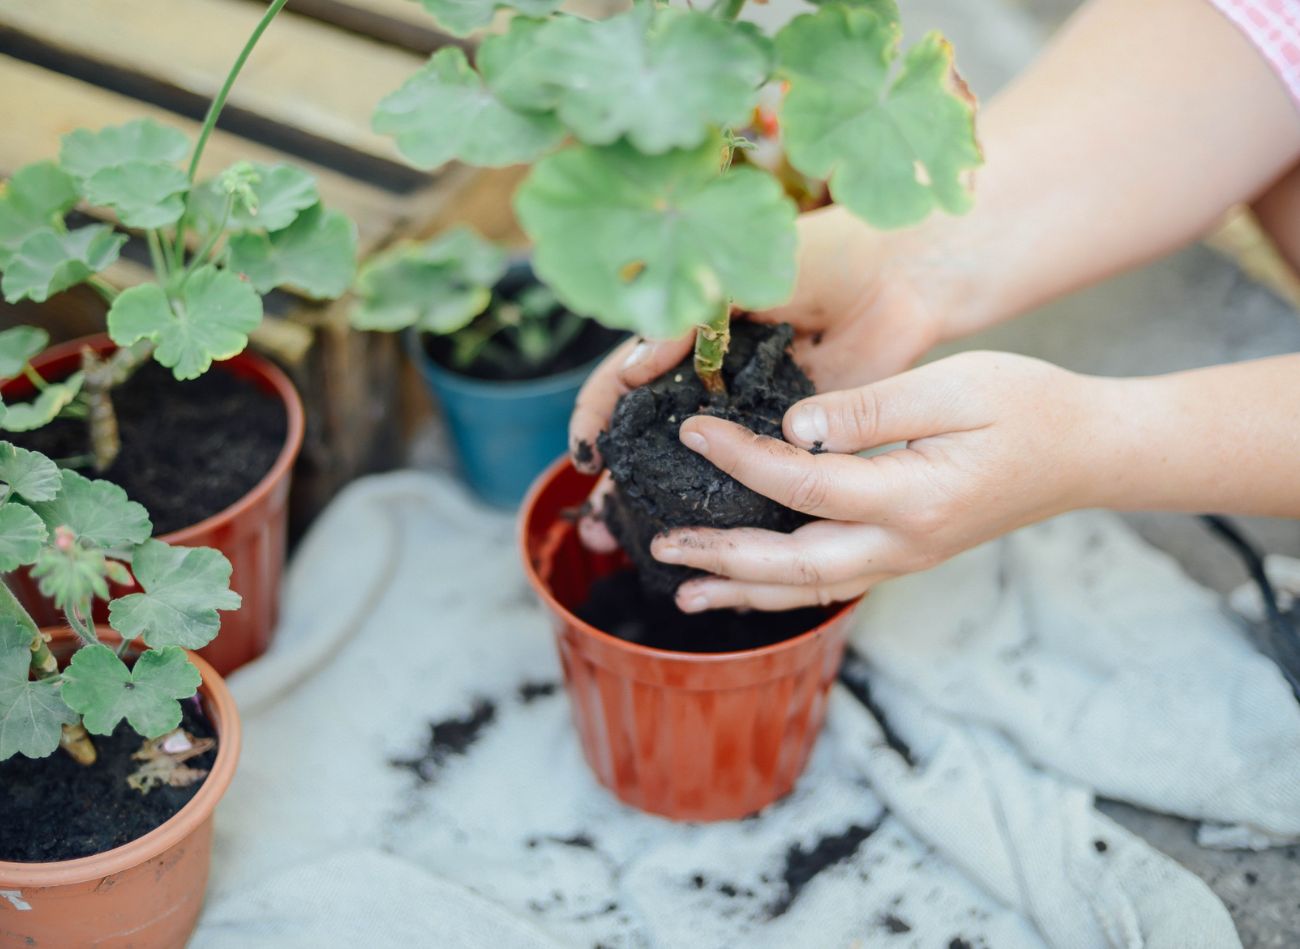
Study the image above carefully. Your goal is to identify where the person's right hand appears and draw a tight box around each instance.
[569,204,951,552]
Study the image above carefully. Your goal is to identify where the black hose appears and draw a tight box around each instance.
[1199,514,1300,701]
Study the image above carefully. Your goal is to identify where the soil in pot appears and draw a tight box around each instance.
[423,267,623,384]
[578,568,831,653]
[0,701,217,862]
[599,320,814,596]
[11,360,285,536]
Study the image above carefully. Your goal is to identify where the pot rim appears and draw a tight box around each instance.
[18,334,305,545]
[406,327,616,399]
[519,454,862,666]
[0,625,242,886]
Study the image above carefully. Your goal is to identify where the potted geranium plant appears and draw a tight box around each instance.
[352,227,621,506]
[376,0,980,818]
[0,0,358,673]
[0,440,240,946]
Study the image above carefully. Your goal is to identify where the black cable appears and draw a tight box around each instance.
[1199,514,1300,701]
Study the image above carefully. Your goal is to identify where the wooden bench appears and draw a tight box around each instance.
[0,0,525,533]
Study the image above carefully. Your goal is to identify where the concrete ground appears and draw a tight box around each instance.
[909,0,1300,944]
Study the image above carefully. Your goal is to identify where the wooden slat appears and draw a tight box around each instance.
[269,0,461,53]
[0,0,426,166]
[0,57,407,257]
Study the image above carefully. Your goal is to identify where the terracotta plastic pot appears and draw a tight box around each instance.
[520,457,860,821]
[0,626,241,948]
[3,335,304,675]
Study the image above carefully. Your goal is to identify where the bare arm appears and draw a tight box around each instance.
[910,0,1300,338]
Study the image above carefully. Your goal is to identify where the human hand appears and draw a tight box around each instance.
[649,351,1104,611]
[570,205,948,552]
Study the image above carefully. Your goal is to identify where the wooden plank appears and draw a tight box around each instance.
[0,57,408,257]
[0,0,426,166]
[268,0,463,54]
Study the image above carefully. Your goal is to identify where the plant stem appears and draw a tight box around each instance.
[185,194,234,279]
[88,277,119,305]
[22,365,47,392]
[80,341,155,471]
[712,0,746,20]
[146,230,169,280]
[693,299,731,396]
[173,0,290,261]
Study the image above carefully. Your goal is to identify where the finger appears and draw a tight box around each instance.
[782,359,984,453]
[675,575,872,613]
[679,416,897,521]
[569,334,693,472]
[569,338,639,472]
[578,472,619,553]
[618,334,693,390]
[652,521,889,586]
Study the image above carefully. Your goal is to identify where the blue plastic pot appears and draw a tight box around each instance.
[409,333,608,508]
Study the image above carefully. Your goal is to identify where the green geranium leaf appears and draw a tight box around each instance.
[0,616,75,760]
[515,138,798,336]
[776,8,981,229]
[194,162,321,235]
[0,326,50,378]
[0,503,48,572]
[351,226,506,333]
[373,47,564,171]
[28,468,152,550]
[1,225,127,304]
[227,204,358,299]
[82,161,189,230]
[62,644,200,739]
[0,371,85,433]
[108,540,240,650]
[0,442,61,502]
[809,0,898,19]
[59,119,190,183]
[0,162,79,268]
[31,542,111,612]
[488,8,772,154]
[414,0,562,38]
[107,267,262,380]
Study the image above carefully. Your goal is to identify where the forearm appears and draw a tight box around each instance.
[1082,354,1300,517]
[907,0,1300,338]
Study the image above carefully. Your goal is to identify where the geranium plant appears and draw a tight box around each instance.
[0,0,357,470]
[352,226,587,377]
[0,440,238,772]
[372,0,980,390]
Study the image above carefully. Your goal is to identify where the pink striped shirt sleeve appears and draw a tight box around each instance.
[1207,0,1300,108]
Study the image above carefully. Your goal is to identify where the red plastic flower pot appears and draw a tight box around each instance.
[0,626,241,949]
[2,335,304,676]
[520,457,860,821]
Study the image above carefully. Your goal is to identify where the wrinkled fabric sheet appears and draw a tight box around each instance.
[191,472,1300,948]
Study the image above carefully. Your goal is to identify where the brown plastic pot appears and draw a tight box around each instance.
[521,457,860,821]
[3,335,304,676]
[0,626,240,948]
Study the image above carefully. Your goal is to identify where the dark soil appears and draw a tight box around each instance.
[767,821,879,918]
[11,360,285,536]
[390,698,497,784]
[424,317,621,383]
[577,568,829,654]
[599,321,815,596]
[0,700,217,862]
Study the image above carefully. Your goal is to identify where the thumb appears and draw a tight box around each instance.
[783,360,976,453]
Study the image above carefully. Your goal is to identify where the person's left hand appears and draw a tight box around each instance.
[651,350,1111,611]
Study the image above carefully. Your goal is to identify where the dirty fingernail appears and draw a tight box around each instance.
[681,594,709,613]
[655,544,682,564]
[790,404,829,445]
[622,341,652,372]
[680,430,708,454]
